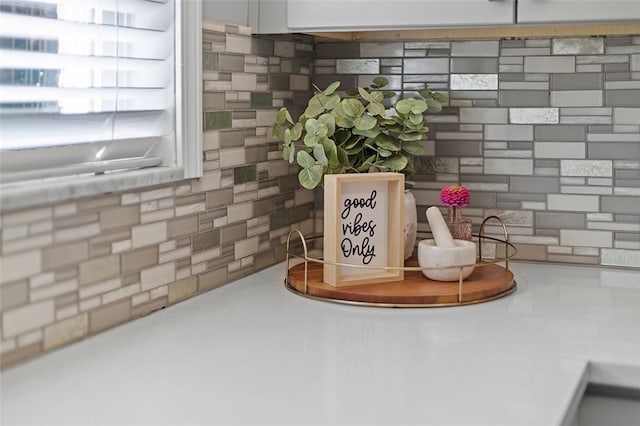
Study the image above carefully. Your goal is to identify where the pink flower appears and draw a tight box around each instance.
[440,185,470,208]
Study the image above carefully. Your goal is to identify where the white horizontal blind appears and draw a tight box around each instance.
[0,0,176,182]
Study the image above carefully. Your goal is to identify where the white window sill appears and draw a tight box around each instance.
[0,167,188,212]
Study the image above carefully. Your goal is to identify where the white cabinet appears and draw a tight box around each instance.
[517,0,640,23]
[249,0,288,33]
[287,0,516,31]
[202,0,249,26]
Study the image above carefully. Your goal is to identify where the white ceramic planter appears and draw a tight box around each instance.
[417,239,476,281]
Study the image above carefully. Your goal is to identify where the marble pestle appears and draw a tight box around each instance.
[426,206,455,247]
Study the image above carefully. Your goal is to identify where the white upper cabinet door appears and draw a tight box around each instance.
[518,0,640,23]
[202,0,249,26]
[287,0,516,31]
[249,0,289,33]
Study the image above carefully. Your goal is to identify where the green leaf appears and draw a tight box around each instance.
[425,97,442,113]
[304,96,324,118]
[357,154,378,172]
[318,113,336,137]
[298,165,323,190]
[283,128,292,145]
[296,150,315,168]
[276,107,291,125]
[352,127,380,138]
[374,134,400,151]
[303,133,319,147]
[367,102,386,117]
[399,132,424,142]
[354,114,377,131]
[272,123,281,138]
[318,93,340,111]
[396,98,428,115]
[418,88,433,99]
[378,148,392,158]
[344,134,363,149]
[401,141,425,155]
[344,144,364,155]
[345,88,359,96]
[283,144,292,162]
[383,91,397,99]
[334,128,351,145]
[373,76,389,88]
[341,98,365,117]
[323,81,340,96]
[337,147,349,166]
[358,87,371,102]
[305,118,328,138]
[291,122,303,140]
[331,104,355,128]
[382,154,409,171]
[321,138,338,163]
[313,143,329,166]
[409,113,423,126]
[369,91,384,103]
[395,99,413,115]
[432,92,448,103]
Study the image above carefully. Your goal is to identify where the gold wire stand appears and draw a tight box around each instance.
[284,216,518,308]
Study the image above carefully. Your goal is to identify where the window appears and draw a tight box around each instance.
[0,0,202,210]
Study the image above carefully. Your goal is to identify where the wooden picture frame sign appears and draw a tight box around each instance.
[323,173,404,287]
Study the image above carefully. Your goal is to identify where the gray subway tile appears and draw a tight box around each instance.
[535,142,586,159]
[551,73,602,90]
[218,54,244,72]
[510,108,559,124]
[435,140,482,157]
[459,108,508,123]
[524,56,575,73]
[450,74,498,90]
[561,160,613,177]
[614,108,640,124]
[552,38,604,55]
[205,188,234,210]
[602,196,640,214]
[485,125,533,141]
[551,90,603,107]
[451,41,499,57]
[511,176,560,193]
[535,125,586,141]
[605,90,640,107]
[536,212,585,229]
[404,58,449,74]
[315,42,360,59]
[251,38,274,56]
[360,42,404,58]
[192,229,220,254]
[450,58,498,73]
[485,159,533,175]
[336,59,379,74]
[589,143,640,160]
[499,90,549,107]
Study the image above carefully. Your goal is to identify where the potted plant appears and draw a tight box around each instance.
[273,77,448,258]
[272,77,447,190]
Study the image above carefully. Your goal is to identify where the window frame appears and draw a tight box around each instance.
[0,0,202,212]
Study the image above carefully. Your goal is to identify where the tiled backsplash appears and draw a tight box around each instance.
[1,26,639,369]
[0,22,314,368]
[314,36,640,267]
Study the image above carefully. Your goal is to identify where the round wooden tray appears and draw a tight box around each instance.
[286,259,516,307]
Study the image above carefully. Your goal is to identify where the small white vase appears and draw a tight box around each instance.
[404,190,417,260]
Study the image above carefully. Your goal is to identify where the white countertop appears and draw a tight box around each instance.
[2,261,639,425]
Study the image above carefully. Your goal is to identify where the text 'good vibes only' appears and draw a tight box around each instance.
[340,190,377,265]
